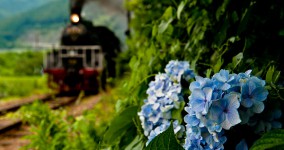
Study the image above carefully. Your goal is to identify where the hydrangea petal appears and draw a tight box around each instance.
[241,98,253,108]
[226,92,241,109]
[227,109,241,128]
[236,139,248,150]
[252,101,264,113]
[191,89,206,100]
[204,87,213,102]
[251,87,268,102]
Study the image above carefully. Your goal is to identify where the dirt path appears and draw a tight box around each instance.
[0,94,102,150]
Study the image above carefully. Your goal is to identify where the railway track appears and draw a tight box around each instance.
[0,94,78,133]
[0,93,102,150]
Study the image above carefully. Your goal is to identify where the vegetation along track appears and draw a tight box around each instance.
[0,93,102,150]
[0,94,78,133]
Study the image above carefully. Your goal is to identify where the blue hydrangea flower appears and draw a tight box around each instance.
[147,120,184,145]
[213,69,235,91]
[165,60,195,82]
[241,77,268,113]
[189,87,213,115]
[208,93,241,130]
[248,108,282,133]
[235,139,248,150]
[190,76,214,91]
[184,69,271,150]
[139,60,195,145]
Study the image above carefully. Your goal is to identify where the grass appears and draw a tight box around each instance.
[0,75,50,100]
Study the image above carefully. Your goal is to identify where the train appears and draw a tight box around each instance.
[43,1,120,93]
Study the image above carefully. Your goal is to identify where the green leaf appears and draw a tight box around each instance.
[146,123,184,150]
[250,129,284,150]
[129,56,139,70]
[177,1,186,20]
[272,70,281,83]
[266,66,281,83]
[266,66,275,83]
[162,6,173,20]
[171,101,185,123]
[158,18,173,34]
[104,106,138,144]
[278,29,284,36]
[125,135,145,150]
[230,52,243,70]
[213,58,223,73]
[231,11,239,23]
[152,25,158,37]
[215,0,229,21]
[206,69,212,78]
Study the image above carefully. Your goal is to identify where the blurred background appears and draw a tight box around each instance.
[0,0,126,49]
[0,0,126,99]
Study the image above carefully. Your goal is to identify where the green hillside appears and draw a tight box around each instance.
[0,0,69,48]
[0,0,127,49]
[0,0,52,19]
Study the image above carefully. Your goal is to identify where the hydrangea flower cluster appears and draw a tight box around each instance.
[138,60,194,145]
[184,69,270,150]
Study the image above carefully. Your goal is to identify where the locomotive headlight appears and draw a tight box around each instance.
[69,50,76,56]
[70,14,80,23]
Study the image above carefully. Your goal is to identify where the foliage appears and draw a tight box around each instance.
[0,76,48,99]
[146,123,184,150]
[102,0,284,149]
[18,89,120,149]
[0,51,44,76]
[0,50,47,98]
[11,0,284,149]
[20,101,69,150]
[20,101,102,150]
[250,129,284,150]
[103,106,139,149]
[138,60,193,145]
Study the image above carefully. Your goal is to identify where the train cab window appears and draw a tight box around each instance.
[78,49,83,54]
[62,49,67,54]
[94,49,100,67]
[86,49,92,67]
[53,50,59,67]
[46,52,51,68]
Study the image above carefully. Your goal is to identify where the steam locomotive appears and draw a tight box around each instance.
[44,1,120,93]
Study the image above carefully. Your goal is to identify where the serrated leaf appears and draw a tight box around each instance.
[177,1,186,20]
[146,123,184,150]
[250,129,284,150]
[104,106,138,144]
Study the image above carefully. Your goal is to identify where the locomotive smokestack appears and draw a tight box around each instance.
[70,0,86,23]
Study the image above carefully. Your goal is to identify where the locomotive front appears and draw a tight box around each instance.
[44,2,104,93]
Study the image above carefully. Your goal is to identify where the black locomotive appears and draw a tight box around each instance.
[44,0,120,92]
